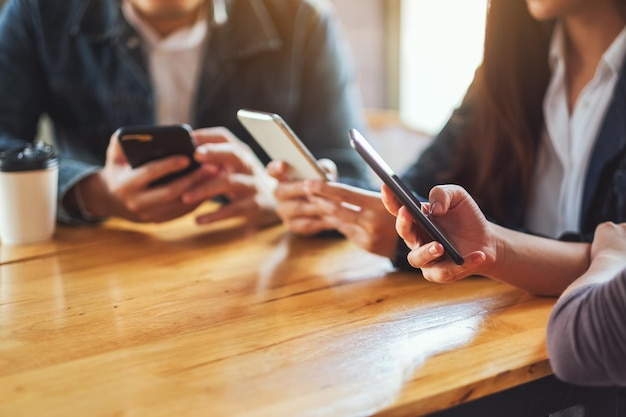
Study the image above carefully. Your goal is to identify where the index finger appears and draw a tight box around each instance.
[194,143,252,174]
[274,180,310,201]
[396,205,422,246]
[381,184,402,216]
[191,127,233,145]
[304,180,380,206]
[266,160,290,181]
[131,155,192,189]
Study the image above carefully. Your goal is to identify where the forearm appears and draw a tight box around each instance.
[561,253,626,297]
[486,224,591,295]
[73,172,115,218]
[547,269,626,386]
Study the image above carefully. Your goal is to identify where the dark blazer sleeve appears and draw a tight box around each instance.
[547,268,626,386]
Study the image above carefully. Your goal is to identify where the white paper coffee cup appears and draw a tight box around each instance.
[0,144,59,245]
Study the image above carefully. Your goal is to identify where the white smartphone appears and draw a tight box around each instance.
[237,109,330,181]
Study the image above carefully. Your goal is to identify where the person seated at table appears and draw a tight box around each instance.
[381,183,590,295]
[381,183,626,386]
[268,0,626,269]
[0,0,369,227]
[547,221,626,387]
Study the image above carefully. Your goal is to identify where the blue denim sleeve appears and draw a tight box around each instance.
[56,158,104,225]
[0,0,44,147]
[0,1,104,225]
[547,268,626,386]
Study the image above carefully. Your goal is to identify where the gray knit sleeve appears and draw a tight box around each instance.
[547,268,626,386]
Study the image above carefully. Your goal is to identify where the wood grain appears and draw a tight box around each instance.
[0,216,555,417]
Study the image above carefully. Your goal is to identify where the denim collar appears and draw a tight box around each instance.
[68,0,283,59]
[69,0,122,41]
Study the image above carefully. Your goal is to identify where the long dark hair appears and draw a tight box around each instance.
[446,0,552,222]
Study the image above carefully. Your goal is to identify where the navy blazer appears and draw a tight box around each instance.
[397,60,626,267]
[581,62,626,239]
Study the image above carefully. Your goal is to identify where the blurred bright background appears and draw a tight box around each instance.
[333,0,488,177]
[334,0,487,135]
[398,0,487,134]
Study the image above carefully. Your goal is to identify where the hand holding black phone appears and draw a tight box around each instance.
[116,124,200,187]
[349,128,464,265]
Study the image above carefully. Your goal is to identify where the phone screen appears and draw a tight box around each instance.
[349,128,464,265]
[237,109,329,181]
[117,124,200,187]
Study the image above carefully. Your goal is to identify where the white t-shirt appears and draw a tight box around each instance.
[122,1,209,125]
[526,23,626,238]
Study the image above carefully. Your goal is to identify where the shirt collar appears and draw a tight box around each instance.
[548,21,565,72]
[602,25,626,76]
[71,0,281,59]
[548,20,626,78]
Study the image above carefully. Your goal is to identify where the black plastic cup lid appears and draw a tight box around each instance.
[0,143,59,172]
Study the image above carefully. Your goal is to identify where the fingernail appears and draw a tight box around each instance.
[303,180,316,193]
[202,164,219,175]
[430,202,443,216]
[183,192,196,203]
[196,145,210,154]
[428,243,441,255]
[470,252,485,265]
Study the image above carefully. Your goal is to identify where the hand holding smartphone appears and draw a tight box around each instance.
[116,124,200,187]
[349,128,464,265]
[237,109,330,181]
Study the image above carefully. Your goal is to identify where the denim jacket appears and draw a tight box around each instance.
[0,0,369,223]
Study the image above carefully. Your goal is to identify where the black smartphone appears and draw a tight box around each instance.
[349,128,464,265]
[116,124,200,187]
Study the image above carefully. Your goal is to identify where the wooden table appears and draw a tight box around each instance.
[0,215,617,417]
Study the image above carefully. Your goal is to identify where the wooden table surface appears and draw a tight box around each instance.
[0,215,556,417]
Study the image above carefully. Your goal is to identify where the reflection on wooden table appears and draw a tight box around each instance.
[0,214,555,417]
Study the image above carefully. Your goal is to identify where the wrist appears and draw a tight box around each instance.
[590,252,626,273]
[482,223,508,280]
[77,172,111,218]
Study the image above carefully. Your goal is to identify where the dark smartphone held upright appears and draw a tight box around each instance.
[117,124,200,187]
[349,128,464,265]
